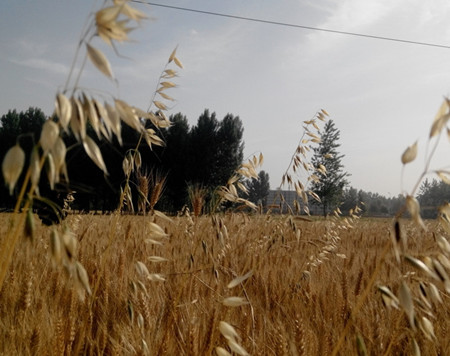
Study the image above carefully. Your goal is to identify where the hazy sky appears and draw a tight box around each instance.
[1,0,449,196]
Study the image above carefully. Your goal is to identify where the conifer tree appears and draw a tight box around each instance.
[311,120,350,216]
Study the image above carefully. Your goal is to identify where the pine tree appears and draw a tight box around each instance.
[311,120,349,216]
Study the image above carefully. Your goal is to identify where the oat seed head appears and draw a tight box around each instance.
[86,44,114,79]
[222,297,249,307]
[2,144,25,195]
[401,141,418,165]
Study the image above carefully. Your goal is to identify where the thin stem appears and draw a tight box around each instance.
[63,4,97,92]
[382,312,405,356]
[147,62,170,112]
[281,124,311,183]
[402,129,442,197]
[118,59,174,212]
[63,40,84,93]
[70,42,91,97]
[279,111,324,189]
[149,59,174,111]
[411,133,442,196]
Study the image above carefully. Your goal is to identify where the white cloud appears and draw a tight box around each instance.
[15,38,49,56]
[326,0,391,30]
[9,57,69,76]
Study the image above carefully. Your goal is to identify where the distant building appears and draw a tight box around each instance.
[265,189,321,215]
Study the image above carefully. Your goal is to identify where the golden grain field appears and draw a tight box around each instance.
[0,212,448,355]
[1,2,449,355]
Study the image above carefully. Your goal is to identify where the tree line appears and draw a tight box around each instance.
[340,187,405,216]
[0,107,246,215]
[417,179,450,218]
[4,107,443,219]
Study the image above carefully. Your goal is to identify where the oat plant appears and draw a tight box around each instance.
[0,0,176,293]
[331,98,450,356]
[279,109,329,215]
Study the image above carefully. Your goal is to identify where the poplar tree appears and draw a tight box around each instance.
[311,120,349,216]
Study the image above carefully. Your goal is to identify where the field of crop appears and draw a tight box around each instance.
[0,212,448,355]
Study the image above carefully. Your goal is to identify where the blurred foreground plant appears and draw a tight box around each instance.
[0,0,181,292]
[332,98,450,356]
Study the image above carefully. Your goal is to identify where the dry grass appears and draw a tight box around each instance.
[0,213,448,355]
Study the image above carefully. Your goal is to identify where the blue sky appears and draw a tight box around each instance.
[1,0,449,196]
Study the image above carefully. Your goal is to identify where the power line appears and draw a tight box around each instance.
[137,1,450,50]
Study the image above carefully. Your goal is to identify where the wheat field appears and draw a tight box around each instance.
[0,212,448,355]
[1,1,449,355]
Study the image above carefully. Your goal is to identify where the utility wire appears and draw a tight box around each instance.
[137,1,450,50]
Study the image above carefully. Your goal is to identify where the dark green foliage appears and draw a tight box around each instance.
[33,191,67,226]
[350,189,404,216]
[311,120,350,216]
[188,110,220,187]
[0,108,46,141]
[340,186,358,214]
[417,178,450,218]
[156,110,245,212]
[0,108,47,209]
[187,110,244,188]
[215,114,244,184]
[165,109,244,212]
[160,113,190,212]
[0,108,69,224]
[0,107,245,214]
[245,170,270,207]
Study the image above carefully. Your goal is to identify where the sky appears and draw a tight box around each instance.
[1,0,449,196]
